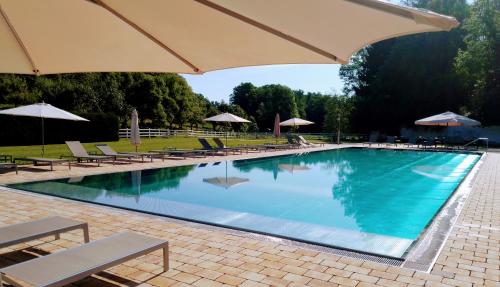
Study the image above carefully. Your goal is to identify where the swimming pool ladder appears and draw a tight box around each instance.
[463,137,489,151]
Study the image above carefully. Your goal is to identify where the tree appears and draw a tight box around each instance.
[295,91,331,132]
[340,0,470,133]
[187,93,209,129]
[0,74,39,107]
[324,95,354,137]
[454,0,500,125]
[254,85,299,130]
[125,73,168,127]
[162,73,194,128]
[230,82,258,113]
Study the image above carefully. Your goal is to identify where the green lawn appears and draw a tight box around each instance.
[0,137,289,159]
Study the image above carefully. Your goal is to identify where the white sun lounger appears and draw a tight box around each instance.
[0,232,169,287]
[0,216,89,249]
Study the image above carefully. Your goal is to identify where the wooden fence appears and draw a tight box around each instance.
[118,128,367,142]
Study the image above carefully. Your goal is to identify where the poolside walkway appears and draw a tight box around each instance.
[0,144,341,185]
[0,148,498,287]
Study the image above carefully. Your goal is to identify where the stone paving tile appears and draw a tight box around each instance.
[0,149,498,287]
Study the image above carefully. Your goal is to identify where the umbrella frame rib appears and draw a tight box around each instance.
[193,0,345,64]
[90,0,201,73]
[1,0,459,75]
[0,3,39,74]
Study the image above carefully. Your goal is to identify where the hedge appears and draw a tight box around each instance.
[0,112,119,146]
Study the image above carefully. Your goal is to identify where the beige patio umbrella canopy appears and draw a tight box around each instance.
[280,118,315,133]
[415,111,481,127]
[204,112,250,146]
[0,0,459,75]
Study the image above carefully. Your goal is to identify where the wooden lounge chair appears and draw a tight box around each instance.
[0,216,89,249]
[65,141,114,167]
[0,162,17,174]
[95,144,154,162]
[14,157,71,171]
[0,232,168,287]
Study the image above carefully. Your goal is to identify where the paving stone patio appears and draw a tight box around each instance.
[0,147,498,287]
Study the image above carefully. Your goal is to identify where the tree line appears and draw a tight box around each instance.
[340,0,499,133]
[0,0,497,137]
[0,72,350,134]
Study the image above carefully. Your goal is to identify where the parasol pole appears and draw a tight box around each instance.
[41,117,45,157]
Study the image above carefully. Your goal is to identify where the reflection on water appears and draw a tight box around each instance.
[12,149,479,241]
[203,161,249,189]
[25,165,197,201]
[203,177,249,189]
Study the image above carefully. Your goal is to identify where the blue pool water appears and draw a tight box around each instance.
[9,148,479,258]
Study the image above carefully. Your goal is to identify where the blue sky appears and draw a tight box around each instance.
[182,64,343,102]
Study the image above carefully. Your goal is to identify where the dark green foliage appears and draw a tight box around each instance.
[77,113,120,142]
[231,83,301,131]
[0,72,214,145]
[323,96,355,134]
[295,91,332,133]
[454,0,500,125]
[0,112,118,146]
[339,0,494,133]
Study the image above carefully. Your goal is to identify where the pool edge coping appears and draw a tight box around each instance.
[401,151,485,272]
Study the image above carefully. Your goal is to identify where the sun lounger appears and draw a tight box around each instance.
[65,141,114,167]
[417,137,434,149]
[149,148,208,159]
[0,162,17,174]
[14,157,71,171]
[286,135,304,148]
[385,136,397,146]
[96,144,155,162]
[406,137,418,148]
[0,155,12,163]
[238,144,267,152]
[0,232,168,287]
[444,136,465,150]
[197,138,230,155]
[297,135,323,147]
[362,133,379,146]
[213,138,243,154]
[263,143,295,150]
[0,216,89,249]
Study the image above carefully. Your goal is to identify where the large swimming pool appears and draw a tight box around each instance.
[9,148,479,258]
